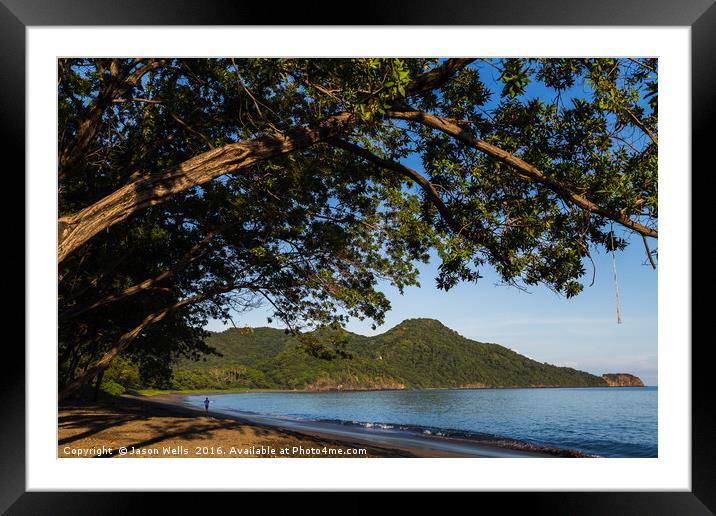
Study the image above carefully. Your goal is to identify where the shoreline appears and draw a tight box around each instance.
[136,384,653,397]
[153,392,588,458]
[58,393,584,458]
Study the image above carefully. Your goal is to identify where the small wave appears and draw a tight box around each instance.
[308,417,592,457]
[208,405,599,458]
[362,422,395,430]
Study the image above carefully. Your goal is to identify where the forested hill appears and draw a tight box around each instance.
[166,319,630,391]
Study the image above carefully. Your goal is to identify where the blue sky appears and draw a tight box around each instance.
[205,59,658,385]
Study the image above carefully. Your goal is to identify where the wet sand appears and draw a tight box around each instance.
[59,393,567,458]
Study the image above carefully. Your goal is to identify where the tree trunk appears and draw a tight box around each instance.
[58,281,243,400]
[61,348,81,389]
[92,370,105,401]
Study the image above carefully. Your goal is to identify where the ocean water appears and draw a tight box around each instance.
[185,386,657,457]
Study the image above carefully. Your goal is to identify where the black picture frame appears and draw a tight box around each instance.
[4,0,710,513]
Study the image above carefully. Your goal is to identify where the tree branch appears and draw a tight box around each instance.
[404,58,476,96]
[59,59,167,181]
[327,138,509,267]
[387,107,658,239]
[166,109,216,149]
[626,58,656,73]
[111,97,164,105]
[642,235,657,269]
[57,111,355,264]
[624,107,658,146]
[59,224,233,322]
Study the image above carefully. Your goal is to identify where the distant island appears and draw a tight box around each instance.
[601,373,644,387]
[149,318,644,392]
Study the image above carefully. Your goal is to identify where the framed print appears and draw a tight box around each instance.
[5,0,712,513]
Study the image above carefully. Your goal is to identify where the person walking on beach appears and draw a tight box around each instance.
[203,397,210,413]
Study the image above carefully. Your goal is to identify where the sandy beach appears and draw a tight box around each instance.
[58,392,579,458]
[59,394,413,458]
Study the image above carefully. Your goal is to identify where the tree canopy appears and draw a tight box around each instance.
[57,57,658,399]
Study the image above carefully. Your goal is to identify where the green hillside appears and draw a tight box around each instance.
[166,318,609,390]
